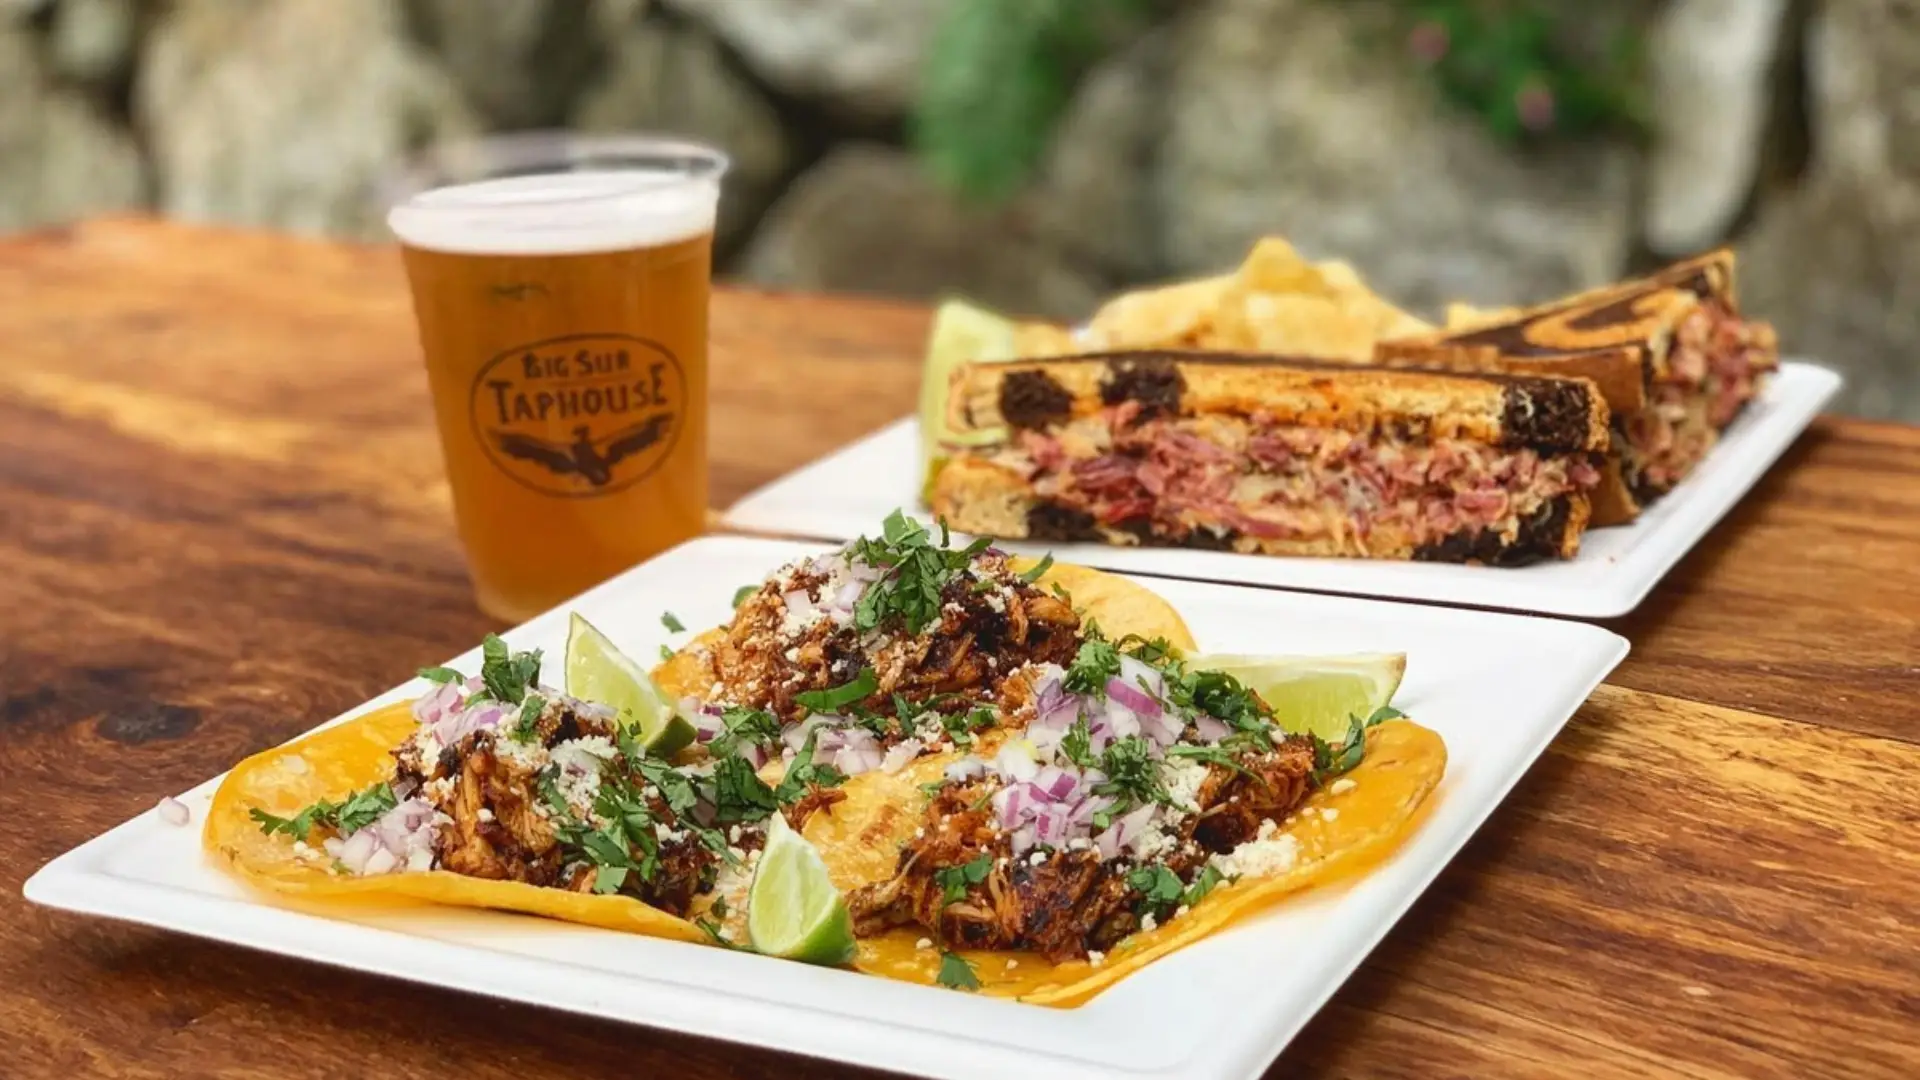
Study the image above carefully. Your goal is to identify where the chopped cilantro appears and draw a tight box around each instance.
[710,896,729,920]
[709,755,781,824]
[1116,635,1180,666]
[417,665,464,684]
[709,706,781,760]
[933,853,994,905]
[536,766,570,817]
[510,693,544,742]
[635,757,700,818]
[1018,552,1055,582]
[793,667,878,713]
[1050,582,1071,602]
[773,727,847,805]
[847,510,992,634]
[696,917,747,949]
[936,950,980,991]
[917,779,948,799]
[594,865,629,894]
[249,782,397,843]
[1127,864,1184,908]
[661,611,685,633]
[1063,638,1122,696]
[731,584,758,609]
[1310,715,1371,785]
[1090,736,1166,810]
[939,705,996,748]
[478,634,542,706]
[659,644,675,662]
[1166,743,1260,789]
[1182,864,1229,908]
[1366,704,1407,726]
[1060,718,1095,769]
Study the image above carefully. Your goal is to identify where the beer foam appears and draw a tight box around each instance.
[388,170,719,256]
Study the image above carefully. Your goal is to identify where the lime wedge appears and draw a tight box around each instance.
[1186,652,1407,744]
[919,299,1019,497]
[564,612,695,757]
[748,812,856,965]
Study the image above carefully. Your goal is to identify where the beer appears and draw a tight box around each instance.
[389,138,727,621]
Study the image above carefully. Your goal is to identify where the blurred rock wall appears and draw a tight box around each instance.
[0,0,1911,418]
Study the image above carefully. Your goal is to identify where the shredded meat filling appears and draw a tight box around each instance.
[1620,301,1777,497]
[845,738,1318,962]
[713,551,1080,727]
[996,409,1598,553]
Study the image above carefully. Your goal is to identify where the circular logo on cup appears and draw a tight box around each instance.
[468,334,685,498]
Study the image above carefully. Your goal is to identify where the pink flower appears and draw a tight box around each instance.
[1517,79,1556,132]
[1408,21,1449,64]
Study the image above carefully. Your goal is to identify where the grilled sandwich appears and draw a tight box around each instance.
[1375,249,1779,522]
[931,352,1610,566]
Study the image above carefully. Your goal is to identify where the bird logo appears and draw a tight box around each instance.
[488,413,673,488]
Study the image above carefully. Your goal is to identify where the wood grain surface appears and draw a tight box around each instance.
[2,218,1915,1079]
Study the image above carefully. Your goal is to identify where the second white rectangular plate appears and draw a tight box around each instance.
[727,361,1841,618]
[26,536,1627,1080]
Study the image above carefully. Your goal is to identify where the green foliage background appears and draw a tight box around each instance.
[911,0,1646,204]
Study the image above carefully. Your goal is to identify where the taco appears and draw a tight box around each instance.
[204,512,1444,1005]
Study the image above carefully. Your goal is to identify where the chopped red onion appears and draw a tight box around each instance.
[1193,715,1231,743]
[1010,823,1037,853]
[830,579,865,612]
[1031,765,1079,803]
[155,796,190,827]
[411,679,464,727]
[1106,676,1161,720]
[1117,655,1165,699]
[782,590,814,617]
[1092,803,1158,861]
[1033,802,1070,847]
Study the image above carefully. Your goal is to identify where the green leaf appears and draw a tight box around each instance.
[1018,552,1055,582]
[794,668,879,713]
[661,611,686,633]
[1126,863,1183,906]
[1182,864,1228,908]
[478,634,542,706]
[936,950,981,991]
[934,853,995,905]
[1063,638,1122,696]
[417,666,464,685]
[511,694,544,743]
[635,757,701,819]
[732,584,757,609]
[709,755,781,824]
[594,865,629,894]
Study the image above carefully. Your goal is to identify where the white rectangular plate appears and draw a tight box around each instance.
[727,361,1841,617]
[27,537,1627,1080]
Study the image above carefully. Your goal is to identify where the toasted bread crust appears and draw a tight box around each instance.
[1376,249,1743,387]
[929,457,1590,564]
[948,351,1609,454]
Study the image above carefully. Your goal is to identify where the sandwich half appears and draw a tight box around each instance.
[1375,248,1779,522]
[931,352,1609,566]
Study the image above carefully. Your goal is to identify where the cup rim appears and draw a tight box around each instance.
[383,132,731,215]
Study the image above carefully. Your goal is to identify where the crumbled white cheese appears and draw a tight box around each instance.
[560,735,617,760]
[1005,960,1019,970]
[291,841,312,857]
[424,776,456,803]
[982,592,1006,613]
[1330,778,1357,795]
[728,825,743,843]
[654,822,686,844]
[1131,821,1177,862]
[1159,756,1209,812]
[783,647,799,663]
[1068,837,1091,851]
[1321,808,1340,823]
[1174,904,1190,919]
[1028,851,1047,866]
[915,937,933,951]
[493,735,546,770]
[1208,820,1301,879]
[1087,951,1106,967]
[1140,913,1158,933]
[477,808,495,823]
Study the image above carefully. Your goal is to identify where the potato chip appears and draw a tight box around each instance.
[1081,274,1235,350]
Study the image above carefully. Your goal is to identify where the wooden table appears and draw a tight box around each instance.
[2,218,1915,1080]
